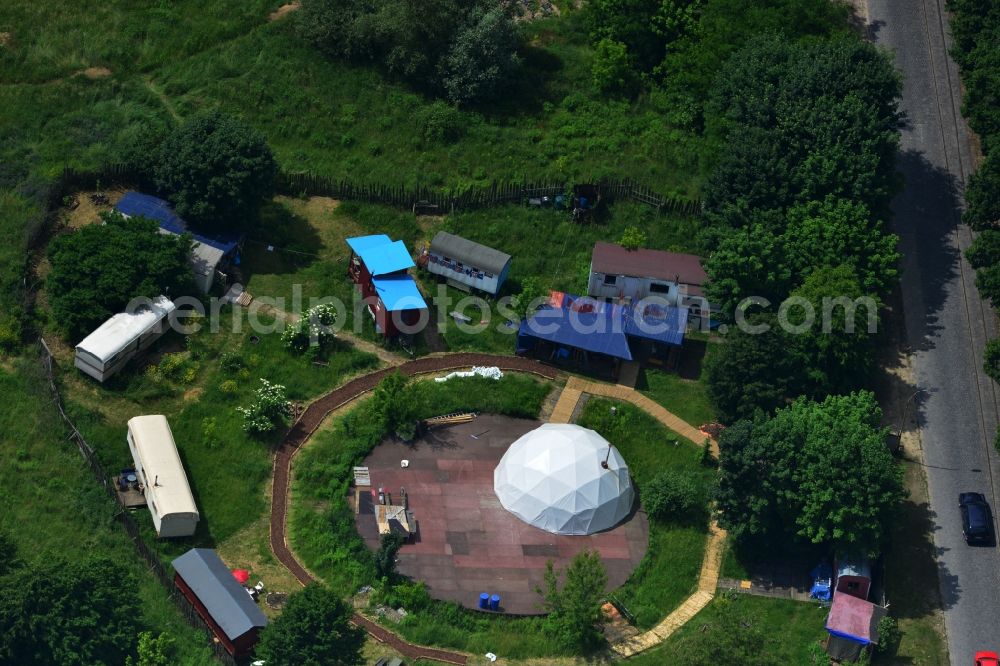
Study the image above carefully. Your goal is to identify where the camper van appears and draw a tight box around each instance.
[75,296,176,382]
[126,415,199,538]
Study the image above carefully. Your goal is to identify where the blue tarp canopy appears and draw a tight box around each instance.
[372,275,427,312]
[518,305,634,361]
[346,235,415,276]
[517,292,687,361]
[625,301,688,346]
[115,191,240,254]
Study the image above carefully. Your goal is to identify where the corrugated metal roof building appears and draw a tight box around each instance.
[172,548,267,658]
[425,231,512,295]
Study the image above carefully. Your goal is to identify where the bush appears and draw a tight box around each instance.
[592,38,633,95]
[417,101,465,144]
[282,303,338,353]
[619,225,647,250]
[237,378,291,435]
[219,379,239,395]
[985,338,1000,384]
[875,615,899,654]
[219,351,245,374]
[643,470,704,522]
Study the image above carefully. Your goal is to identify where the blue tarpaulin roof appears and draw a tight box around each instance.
[518,304,634,361]
[517,292,687,361]
[625,301,688,346]
[346,235,415,276]
[115,191,240,254]
[372,275,427,312]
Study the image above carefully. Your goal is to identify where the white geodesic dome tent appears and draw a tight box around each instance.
[493,424,635,535]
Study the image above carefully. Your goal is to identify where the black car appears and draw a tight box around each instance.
[960,492,995,545]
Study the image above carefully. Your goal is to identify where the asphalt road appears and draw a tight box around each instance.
[865,0,1000,661]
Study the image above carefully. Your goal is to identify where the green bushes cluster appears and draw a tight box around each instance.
[296,0,521,105]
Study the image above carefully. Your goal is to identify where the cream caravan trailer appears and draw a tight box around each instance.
[126,415,199,538]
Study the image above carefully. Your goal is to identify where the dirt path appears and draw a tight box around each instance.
[143,77,180,122]
[269,353,559,665]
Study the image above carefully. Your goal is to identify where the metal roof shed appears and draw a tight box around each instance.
[126,415,199,538]
[372,275,428,312]
[427,231,512,295]
[75,296,176,382]
[172,548,267,658]
[115,192,242,293]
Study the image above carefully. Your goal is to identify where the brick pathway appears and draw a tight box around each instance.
[270,353,558,665]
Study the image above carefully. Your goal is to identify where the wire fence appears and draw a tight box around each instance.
[37,338,238,666]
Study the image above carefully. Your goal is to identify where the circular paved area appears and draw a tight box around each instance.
[354,414,649,615]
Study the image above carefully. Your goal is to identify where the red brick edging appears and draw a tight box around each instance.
[269,354,559,665]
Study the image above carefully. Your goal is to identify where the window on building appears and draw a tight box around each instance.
[650,282,672,294]
[603,274,617,286]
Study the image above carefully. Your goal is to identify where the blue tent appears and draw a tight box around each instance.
[345,235,415,276]
[372,275,428,312]
[115,191,240,254]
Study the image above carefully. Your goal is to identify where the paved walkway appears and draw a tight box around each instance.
[559,376,719,455]
[611,521,727,657]
[548,376,727,657]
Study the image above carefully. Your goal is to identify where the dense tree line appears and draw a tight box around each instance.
[948,0,1000,386]
[701,35,902,421]
[295,0,521,106]
[0,540,146,666]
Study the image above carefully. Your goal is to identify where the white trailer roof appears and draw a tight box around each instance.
[75,296,175,364]
[127,415,198,519]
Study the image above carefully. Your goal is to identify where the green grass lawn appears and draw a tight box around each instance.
[55,305,378,562]
[0,358,216,665]
[578,397,715,629]
[637,338,719,428]
[626,594,829,665]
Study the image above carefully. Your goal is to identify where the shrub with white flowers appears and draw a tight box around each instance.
[237,378,292,435]
[282,303,338,353]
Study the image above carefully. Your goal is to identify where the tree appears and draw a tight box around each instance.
[716,392,903,556]
[0,557,142,666]
[513,277,548,321]
[984,337,1000,384]
[297,0,520,104]
[237,378,291,435]
[961,111,1000,231]
[592,38,633,94]
[370,371,420,440]
[787,265,880,397]
[47,212,194,340]
[154,110,276,232]
[256,584,365,666]
[704,314,801,422]
[440,5,521,105]
[283,303,338,353]
[643,470,705,523]
[966,229,1000,268]
[618,225,647,250]
[374,532,404,579]
[537,550,608,652]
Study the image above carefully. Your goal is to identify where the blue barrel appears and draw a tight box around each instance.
[489,594,501,611]
[479,593,490,609]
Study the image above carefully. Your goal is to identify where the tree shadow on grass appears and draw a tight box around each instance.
[240,200,325,282]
